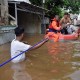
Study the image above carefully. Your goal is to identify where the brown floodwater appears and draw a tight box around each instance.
[0,34,80,80]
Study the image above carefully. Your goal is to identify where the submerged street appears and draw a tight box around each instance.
[0,34,80,80]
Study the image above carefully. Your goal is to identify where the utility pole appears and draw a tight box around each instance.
[1,0,8,25]
[41,0,46,34]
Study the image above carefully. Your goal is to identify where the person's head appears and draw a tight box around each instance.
[51,15,59,21]
[64,12,69,19]
[14,27,24,40]
[55,15,59,21]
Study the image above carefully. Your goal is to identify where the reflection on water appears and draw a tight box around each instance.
[0,34,80,80]
[11,62,32,80]
[46,42,73,63]
[64,70,80,80]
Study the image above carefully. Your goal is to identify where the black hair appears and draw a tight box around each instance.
[14,27,24,36]
[64,12,69,15]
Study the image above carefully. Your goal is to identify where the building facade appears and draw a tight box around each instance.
[0,0,49,45]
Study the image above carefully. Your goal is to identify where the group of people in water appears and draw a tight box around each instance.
[46,12,79,42]
[47,12,76,34]
[10,12,79,63]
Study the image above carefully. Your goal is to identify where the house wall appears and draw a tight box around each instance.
[0,26,16,45]
[0,32,15,45]
[18,11,42,34]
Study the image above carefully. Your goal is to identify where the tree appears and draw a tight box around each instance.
[29,0,80,18]
[63,0,80,14]
[30,0,64,18]
[67,0,80,9]
[1,0,8,25]
[29,0,42,6]
[45,0,64,18]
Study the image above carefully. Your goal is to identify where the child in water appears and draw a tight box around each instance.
[11,27,48,63]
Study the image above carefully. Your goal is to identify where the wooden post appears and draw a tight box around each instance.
[1,0,8,25]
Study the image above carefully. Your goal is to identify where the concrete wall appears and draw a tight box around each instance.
[0,26,16,45]
[0,32,15,45]
[18,11,41,34]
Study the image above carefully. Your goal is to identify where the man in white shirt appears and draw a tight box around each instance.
[11,27,48,63]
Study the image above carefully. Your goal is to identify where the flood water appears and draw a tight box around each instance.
[0,34,80,80]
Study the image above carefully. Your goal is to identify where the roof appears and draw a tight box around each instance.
[8,0,31,4]
[8,1,48,15]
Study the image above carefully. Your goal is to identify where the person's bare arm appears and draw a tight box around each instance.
[60,18,65,28]
[30,38,49,50]
[65,18,72,27]
[68,18,72,24]
[60,18,63,25]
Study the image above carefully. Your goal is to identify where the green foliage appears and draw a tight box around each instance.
[45,0,64,18]
[30,0,80,18]
[46,7,62,18]
[29,0,42,6]
[63,0,80,14]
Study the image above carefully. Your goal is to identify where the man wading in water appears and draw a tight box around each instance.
[11,27,48,63]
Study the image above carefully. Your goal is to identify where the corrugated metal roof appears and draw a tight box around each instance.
[8,0,31,4]
[9,1,48,15]
[8,1,48,11]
